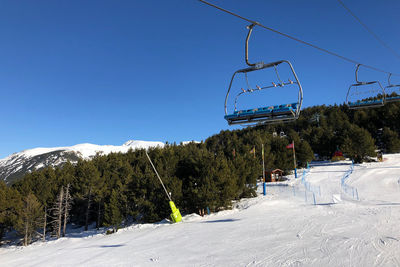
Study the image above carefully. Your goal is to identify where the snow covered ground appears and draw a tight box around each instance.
[1,154,400,266]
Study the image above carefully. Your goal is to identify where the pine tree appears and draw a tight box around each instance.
[17,168,58,241]
[382,127,400,153]
[342,125,376,163]
[104,189,123,233]
[74,160,101,231]
[0,181,23,242]
[296,140,314,167]
[16,193,43,246]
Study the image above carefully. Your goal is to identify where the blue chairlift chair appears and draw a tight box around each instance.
[385,73,400,103]
[224,24,303,126]
[346,64,385,109]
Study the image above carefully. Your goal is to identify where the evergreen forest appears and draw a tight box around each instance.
[1,102,400,246]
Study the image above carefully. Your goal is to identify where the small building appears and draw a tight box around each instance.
[332,150,345,161]
[264,169,284,182]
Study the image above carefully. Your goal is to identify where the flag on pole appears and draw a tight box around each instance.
[262,143,266,189]
[287,141,297,178]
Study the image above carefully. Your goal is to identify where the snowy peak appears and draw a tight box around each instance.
[0,140,165,184]
[14,140,164,160]
[123,140,136,146]
[122,140,164,149]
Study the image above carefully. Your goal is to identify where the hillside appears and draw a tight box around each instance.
[1,154,399,266]
[3,101,400,186]
[0,140,164,184]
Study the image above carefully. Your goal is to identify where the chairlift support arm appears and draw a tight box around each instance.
[245,24,263,67]
[386,73,400,88]
[355,64,362,84]
[388,73,393,86]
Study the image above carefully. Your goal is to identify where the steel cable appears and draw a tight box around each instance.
[337,0,400,62]
[199,0,400,76]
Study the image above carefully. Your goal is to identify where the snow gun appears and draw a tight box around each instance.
[145,151,182,223]
[169,201,182,223]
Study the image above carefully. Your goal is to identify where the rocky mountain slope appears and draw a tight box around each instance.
[0,140,164,184]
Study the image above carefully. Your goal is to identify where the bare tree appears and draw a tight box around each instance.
[62,184,72,237]
[85,186,92,231]
[42,206,47,242]
[49,184,73,239]
[51,186,64,239]
[96,200,102,230]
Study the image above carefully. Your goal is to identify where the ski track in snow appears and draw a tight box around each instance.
[1,154,400,266]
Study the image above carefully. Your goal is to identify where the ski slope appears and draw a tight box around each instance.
[1,154,400,266]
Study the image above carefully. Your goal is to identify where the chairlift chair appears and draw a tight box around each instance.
[224,24,303,126]
[346,64,385,109]
[385,73,400,103]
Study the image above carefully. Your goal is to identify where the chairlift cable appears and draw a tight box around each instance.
[336,0,400,61]
[198,0,400,76]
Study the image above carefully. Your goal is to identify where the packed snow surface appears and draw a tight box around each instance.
[1,154,400,266]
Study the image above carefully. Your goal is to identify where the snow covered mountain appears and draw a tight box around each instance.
[0,140,164,184]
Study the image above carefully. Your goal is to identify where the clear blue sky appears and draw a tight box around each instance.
[1,0,399,158]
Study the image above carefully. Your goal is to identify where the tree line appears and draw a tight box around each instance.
[1,101,399,246]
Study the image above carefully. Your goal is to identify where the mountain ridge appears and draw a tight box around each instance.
[0,140,165,184]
